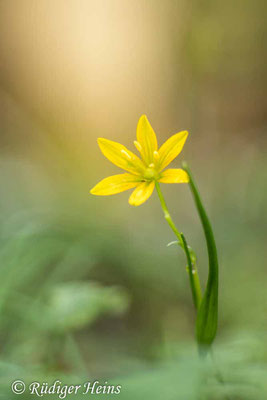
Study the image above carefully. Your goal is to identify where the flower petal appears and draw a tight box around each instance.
[158,131,188,170]
[98,138,145,175]
[136,115,158,165]
[128,181,155,206]
[159,168,189,183]
[90,174,141,196]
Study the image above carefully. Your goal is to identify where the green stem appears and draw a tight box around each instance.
[181,233,202,310]
[155,181,183,246]
[155,181,202,310]
[182,162,219,347]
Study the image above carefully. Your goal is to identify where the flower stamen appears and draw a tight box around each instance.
[153,150,159,160]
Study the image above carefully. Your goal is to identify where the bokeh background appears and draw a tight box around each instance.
[0,1,266,399]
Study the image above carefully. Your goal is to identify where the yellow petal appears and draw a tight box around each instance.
[128,181,155,206]
[98,138,145,175]
[90,174,141,196]
[136,115,158,165]
[159,168,189,183]
[158,131,188,170]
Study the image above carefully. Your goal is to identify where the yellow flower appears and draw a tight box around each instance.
[90,115,189,206]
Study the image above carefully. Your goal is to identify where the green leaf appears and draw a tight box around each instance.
[45,282,129,332]
[183,162,219,347]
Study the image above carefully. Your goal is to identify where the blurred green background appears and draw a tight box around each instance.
[0,1,266,399]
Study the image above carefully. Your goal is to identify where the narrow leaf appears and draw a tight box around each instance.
[183,162,219,347]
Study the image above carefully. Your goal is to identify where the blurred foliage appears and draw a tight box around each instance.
[0,146,266,398]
